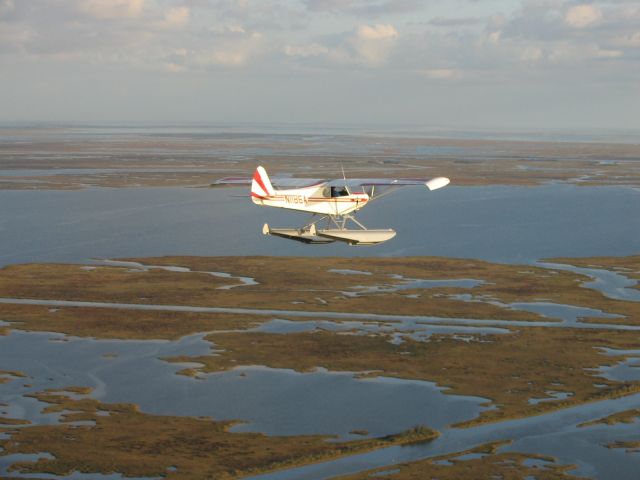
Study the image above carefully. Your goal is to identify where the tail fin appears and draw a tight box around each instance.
[251,166,275,199]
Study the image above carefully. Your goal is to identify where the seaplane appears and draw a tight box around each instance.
[215,166,450,246]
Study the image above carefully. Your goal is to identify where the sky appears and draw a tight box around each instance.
[0,0,639,129]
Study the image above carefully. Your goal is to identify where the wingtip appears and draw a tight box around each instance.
[425,177,450,191]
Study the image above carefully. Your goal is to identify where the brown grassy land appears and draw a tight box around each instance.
[166,327,640,426]
[2,256,639,325]
[337,441,587,480]
[549,256,640,286]
[2,256,640,425]
[0,370,27,384]
[607,441,640,452]
[0,418,30,426]
[2,256,640,428]
[98,255,640,324]
[2,130,639,189]
[0,389,438,480]
[578,409,640,428]
[546,255,640,323]
[1,255,640,477]
[0,303,264,340]
[0,260,546,322]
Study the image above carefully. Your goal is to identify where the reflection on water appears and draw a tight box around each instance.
[0,184,638,266]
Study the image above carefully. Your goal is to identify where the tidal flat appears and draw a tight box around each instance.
[1,255,639,325]
[1,126,640,190]
[0,388,438,479]
[1,125,639,478]
[336,441,588,480]
[1,255,640,478]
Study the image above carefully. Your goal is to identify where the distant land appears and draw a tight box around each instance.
[0,124,638,190]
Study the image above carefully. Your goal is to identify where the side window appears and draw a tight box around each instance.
[331,187,348,197]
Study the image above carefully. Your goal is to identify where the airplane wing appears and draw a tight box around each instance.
[325,177,450,200]
[214,174,449,200]
[326,177,449,190]
[214,176,326,189]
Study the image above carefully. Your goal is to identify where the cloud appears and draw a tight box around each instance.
[284,43,329,57]
[564,4,602,28]
[356,24,398,40]
[159,6,190,29]
[1,0,638,82]
[428,16,484,28]
[547,42,622,63]
[304,0,423,17]
[80,0,145,19]
[518,46,544,63]
[0,0,15,17]
[610,31,640,47]
[351,24,398,66]
[201,50,248,66]
[167,29,265,70]
[0,23,31,53]
[200,0,308,32]
[475,1,640,70]
[421,68,460,80]
[284,23,399,68]
[0,0,270,72]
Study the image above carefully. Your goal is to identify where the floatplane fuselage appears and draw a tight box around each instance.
[250,166,369,216]
[217,166,450,246]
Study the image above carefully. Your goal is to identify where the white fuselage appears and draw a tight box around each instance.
[251,184,369,216]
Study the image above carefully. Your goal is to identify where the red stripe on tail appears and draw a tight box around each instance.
[253,170,270,196]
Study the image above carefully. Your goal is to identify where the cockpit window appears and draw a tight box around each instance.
[330,186,349,197]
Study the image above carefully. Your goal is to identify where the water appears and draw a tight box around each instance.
[250,318,510,341]
[0,330,489,438]
[0,184,638,266]
[528,391,574,405]
[93,259,258,289]
[1,181,639,478]
[248,393,640,480]
[538,263,640,302]
[3,298,639,331]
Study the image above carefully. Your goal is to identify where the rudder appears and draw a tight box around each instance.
[251,166,275,199]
